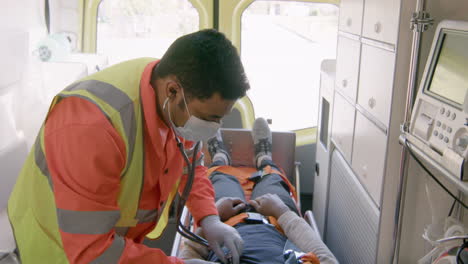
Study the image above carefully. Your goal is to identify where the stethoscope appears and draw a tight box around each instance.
[175,136,210,247]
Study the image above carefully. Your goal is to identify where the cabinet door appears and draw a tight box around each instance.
[358,44,395,127]
[351,111,387,206]
[335,36,361,103]
[331,92,356,163]
[362,0,400,44]
[338,0,364,35]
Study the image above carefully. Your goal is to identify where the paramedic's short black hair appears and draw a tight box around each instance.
[152,29,250,100]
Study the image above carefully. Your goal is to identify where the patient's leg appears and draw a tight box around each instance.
[210,171,246,202]
[207,131,245,202]
[251,118,299,214]
[251,159,299,215]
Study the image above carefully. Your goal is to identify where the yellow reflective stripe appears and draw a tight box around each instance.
[146,178,181,239]
[33,129,53,190]
[90,234,125,264]
[57,209,120,235]
[63,80,137,176]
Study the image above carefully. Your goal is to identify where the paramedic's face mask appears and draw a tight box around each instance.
[163,84,234,142]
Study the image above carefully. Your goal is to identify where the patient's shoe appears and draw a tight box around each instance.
[207,130,231,165]
[252,118,272,168]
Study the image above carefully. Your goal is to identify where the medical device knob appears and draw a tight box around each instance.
[456,135,468,151]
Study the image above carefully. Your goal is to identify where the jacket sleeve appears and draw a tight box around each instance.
[277,211,338,264]
[45,97,184,264]
[178,144,218,225]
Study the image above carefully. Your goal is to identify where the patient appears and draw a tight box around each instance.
[180,118,338,264]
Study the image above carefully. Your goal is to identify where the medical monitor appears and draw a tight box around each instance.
[408,20,468,182]
[424,29,468,107]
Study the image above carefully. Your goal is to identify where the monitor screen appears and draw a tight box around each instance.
[427,30,468,106]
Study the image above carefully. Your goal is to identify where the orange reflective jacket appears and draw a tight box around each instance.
[8,59,217,264]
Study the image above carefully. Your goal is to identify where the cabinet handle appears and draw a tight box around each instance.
[362,165,368,178]
[374,22,382,33]
[368,97,376,109]
[346,18,352,27]
[342,79,348,88]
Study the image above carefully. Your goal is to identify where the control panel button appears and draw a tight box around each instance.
[440,108,445,115]
[439,134,444,140]
[447,127,453,133]
[446,110,451,117]
[436,121,441,127]
[433,130,439,136]
[451,113,456,120]
[444,137,449,143]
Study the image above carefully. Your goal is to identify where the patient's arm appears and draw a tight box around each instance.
[251,194,338,264]
[278,211,338,264]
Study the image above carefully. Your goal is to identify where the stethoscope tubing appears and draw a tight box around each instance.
[175,139,210,247]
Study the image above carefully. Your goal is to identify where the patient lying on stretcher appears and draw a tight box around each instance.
[180,118,338,264]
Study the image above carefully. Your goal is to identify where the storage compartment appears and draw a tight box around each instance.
[338,0,364,35]
[331,92,356,163]
[335,36,361,102]
[362,0,400,44]
[357,44,395,127]
[351,111,387,206]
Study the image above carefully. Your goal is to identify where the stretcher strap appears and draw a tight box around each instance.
[223,213,284,235]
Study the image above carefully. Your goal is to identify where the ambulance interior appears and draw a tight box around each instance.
[1,0,468,263]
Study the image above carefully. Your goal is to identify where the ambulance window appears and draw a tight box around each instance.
[241,1,338,131]
[97,0,199,65]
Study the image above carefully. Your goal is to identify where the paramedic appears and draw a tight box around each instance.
[8,29,249,264]
[181,118,338,264]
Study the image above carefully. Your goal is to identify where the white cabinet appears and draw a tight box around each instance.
[362,0,400,44]
[335,36,361,103]
[338,0,364,35]
[351,112,387,206]
[357,44,395,127]
[331,92,356,162]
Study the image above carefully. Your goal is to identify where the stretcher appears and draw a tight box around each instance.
[169,128,322,258]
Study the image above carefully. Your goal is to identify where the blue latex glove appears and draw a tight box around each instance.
[200,215,243,264]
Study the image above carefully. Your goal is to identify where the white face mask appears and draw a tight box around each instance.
[163,91,221,142]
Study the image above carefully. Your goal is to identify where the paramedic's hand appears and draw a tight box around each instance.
[201,215,243,264]
[215,197,246,222]
[184,259,218,264]
[248,193,290,219]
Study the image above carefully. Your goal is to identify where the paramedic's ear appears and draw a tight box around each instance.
[166,81,178,99]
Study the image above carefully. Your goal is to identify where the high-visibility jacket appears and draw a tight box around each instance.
[8,58,218,264]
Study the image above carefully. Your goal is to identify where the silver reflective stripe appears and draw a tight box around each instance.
[90,234,125,264]
[34,135,53,189]
[114,227,129,237]
[136,209,158,223]
[65,80,136,175]
[57,208,120,235]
